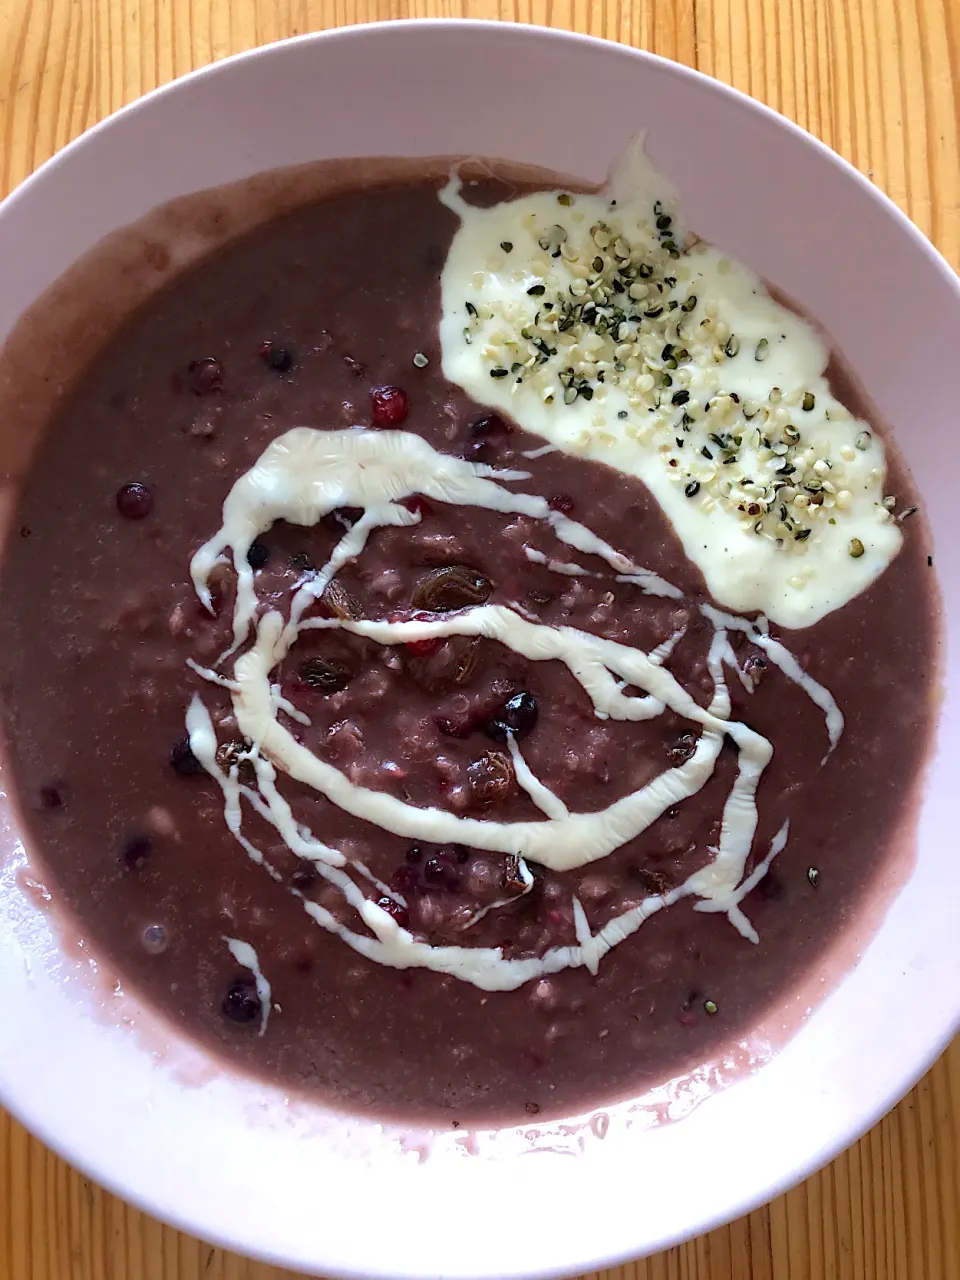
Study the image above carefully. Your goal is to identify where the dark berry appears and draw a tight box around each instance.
[298,656,352,693]
[187,357,224,395]
[261,343,296,373]
[142,924,167,954]
[290,860,319,891]
[471,413,512,438]
[376,896,409,928]
[247,541,269,570]
[38,783,65,810]
[221,977,261,1025]
[170,735,202,776]
[548,493,575,514]
[406,845,425,863]
[370,385,410,427]
[120,835,152,870]
[423,850,462,892]
[484,691,539,742]
[757,871,785,902]
[115,482,153,519]
[463,440,494,465]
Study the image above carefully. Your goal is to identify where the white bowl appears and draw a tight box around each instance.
[0,21,956,1278]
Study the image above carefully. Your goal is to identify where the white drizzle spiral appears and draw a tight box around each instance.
[186,427,838,991]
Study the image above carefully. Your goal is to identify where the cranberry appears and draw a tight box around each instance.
[247,541,269,570]
[170,736,201,776]
[757,871,785,901]
[120,835,152,869]
[406,637,441,657]
[370,385,410,427]
[471,413,511,437]
[221,976,261,1025]
[115,482,153,519]
[38,783,65,810]
[187,357,224,395]
[484,691,539,742]
[548,493,575,514]
[260,342,296,372]
[744,652,768,686]
[376,896,409,928]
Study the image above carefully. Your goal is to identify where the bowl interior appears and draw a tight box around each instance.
[0,21,956,1279]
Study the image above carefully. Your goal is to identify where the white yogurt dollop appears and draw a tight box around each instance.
[439,139,901,628]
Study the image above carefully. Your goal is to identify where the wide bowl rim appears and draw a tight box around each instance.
[0,18,957,1279]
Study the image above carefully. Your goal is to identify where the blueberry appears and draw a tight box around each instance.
[247,541,269,570]
[289,860,319,891]
[221,977,261,1024]
[170,735,201,776]
[484,691,539,742]
[116,482,153,519]
[120,835,152,869]
[262,344,296,373]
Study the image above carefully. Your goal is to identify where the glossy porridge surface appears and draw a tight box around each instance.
[0,173,936,1122]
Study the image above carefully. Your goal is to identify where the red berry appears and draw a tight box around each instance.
[116,482,153,519]
[371,385,410,427]
[548,493,575,514]
[376,896,409,928]
[406,637,441,657]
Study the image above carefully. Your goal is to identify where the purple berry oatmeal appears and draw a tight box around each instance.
[0,169,936,1124]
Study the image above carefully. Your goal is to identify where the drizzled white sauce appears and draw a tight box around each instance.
[224,937,272,1036]
[187,427,842,991]
[439,141,902,628]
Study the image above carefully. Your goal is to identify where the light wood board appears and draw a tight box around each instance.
[0,1,957,1276]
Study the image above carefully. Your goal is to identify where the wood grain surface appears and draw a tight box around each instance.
[0,1,957,1277]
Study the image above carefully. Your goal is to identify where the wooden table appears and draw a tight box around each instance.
[0,1,957,1276]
